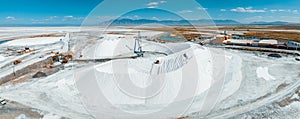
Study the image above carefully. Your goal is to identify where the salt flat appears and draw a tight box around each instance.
[0,27,299,119]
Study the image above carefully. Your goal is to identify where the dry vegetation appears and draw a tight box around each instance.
[27,34,64,38]
[218,25,300,31]
[133,26,300,42]
[218,26,300,42]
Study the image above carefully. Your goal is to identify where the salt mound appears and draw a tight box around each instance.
[94,44,212,105]
[92,43,243,116]
[95,35,133,58]
[1,37,62,46]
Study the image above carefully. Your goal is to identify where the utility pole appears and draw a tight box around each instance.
[68,33,71,52]
[134,31,143,57]
[13,65,16,76]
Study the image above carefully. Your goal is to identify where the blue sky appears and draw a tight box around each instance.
[1,0,299,25]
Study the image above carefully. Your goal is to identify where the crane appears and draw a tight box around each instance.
[134,31,143,57]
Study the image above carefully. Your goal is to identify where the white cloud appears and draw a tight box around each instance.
[269,9,299,14]
[152,16,159,20]
[62,15,84,21]
[43,16,59,21]
[230,7,266,13]
[292,10,299,14]
[147,6,158,8]
[31,21,45,24]
[147,1,166,8]
[196,7,207,11]
[220,9,227,12]
[73,17,85,20]
[147,2,159,6]
[178,10,193,14]
[64,16,74,19]
[29,18,47,24]
[245,6,253,10]
[270,9,278,13]
[6,16,16,20]
[160,0,167,3]
[50,16,58,19]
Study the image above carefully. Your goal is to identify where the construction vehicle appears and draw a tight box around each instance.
[13,60,22,65]
[154,60,160,64]
[61,59,69,64]
[51,53,73,64]
[0,98,6,105]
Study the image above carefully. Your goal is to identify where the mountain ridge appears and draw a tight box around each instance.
[102,18,241,26]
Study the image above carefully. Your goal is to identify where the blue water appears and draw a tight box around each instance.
[161,33,183,41]
[0,40,9,44]
[161,36,183,41]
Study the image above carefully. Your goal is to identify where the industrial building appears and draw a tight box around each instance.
[287,40,300,50]
[258,40,278,47]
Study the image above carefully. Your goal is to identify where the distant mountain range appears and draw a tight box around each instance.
[101,19,241,26]
[100,18,299,26]
[249,21,290,25]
